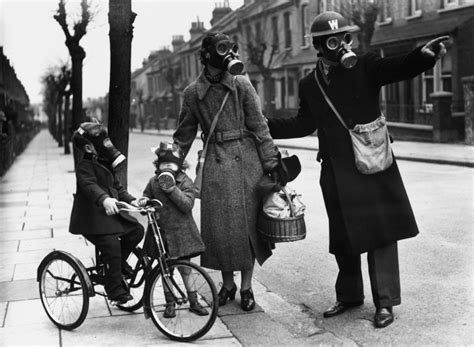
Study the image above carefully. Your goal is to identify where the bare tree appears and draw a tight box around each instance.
[54,0,93,164]
[41,63,70,152]
[341,0,380,53]
[240,17,278,114]
[107,0,136,188]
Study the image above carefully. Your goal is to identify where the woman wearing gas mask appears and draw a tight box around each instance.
[267,11,448,328]
[69,122,144,305]
[173,32,287,311]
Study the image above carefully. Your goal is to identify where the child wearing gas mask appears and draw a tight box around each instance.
[138,141,207,318]
[69,121,144,305]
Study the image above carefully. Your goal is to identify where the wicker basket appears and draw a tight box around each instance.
[257,188,306,243]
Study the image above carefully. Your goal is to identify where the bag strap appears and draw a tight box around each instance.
[198,90,231,167]
[314,65,349,131]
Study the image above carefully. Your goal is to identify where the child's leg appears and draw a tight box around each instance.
[119,222,144,262]
[84,234,126,299]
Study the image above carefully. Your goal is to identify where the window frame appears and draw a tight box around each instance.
[406,0,422,19]
[284,12,292,49]
[301,3,310,48]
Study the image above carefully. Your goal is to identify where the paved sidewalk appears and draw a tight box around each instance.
[0,130,354,346]
[133,128,474,168]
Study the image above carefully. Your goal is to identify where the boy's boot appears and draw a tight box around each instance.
[163,291,176,318]
[188,291,209,316]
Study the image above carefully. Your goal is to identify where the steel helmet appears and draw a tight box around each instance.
[306,11,358,38]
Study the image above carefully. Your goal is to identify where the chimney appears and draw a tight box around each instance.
[171,35,185,52]
[210,1,232,26]
[189,17,206,41]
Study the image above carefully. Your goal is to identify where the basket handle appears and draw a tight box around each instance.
[282,187,296,217]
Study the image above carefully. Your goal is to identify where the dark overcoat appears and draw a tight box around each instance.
[173,71,279,271]
[269,46,436,255]
[142,171,205,259]
[69,156,141,236]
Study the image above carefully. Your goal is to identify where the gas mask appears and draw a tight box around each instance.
[320,32,358,69]
[154,141,184,191]
[203,34,244,75]
[72,122,126,169]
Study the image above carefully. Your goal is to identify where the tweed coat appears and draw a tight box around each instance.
[173,71,279,271]
[69,156,142,236]
[269,47,436,255]
[142,171,205,259]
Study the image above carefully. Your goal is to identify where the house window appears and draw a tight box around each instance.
[272,16,279,50]
[407,0,421,17]
[246,25,252,45]
[147,76,154,95]
[422,68,434,104]
[288,76,295,96]
[421,49,452,111]
[441,50,452,92]
[280,77,286,108]
[378,0,392,23]
[284,12,292,49]
[255,22,262,42]
[442,0,459,8]
[301,3,310,47]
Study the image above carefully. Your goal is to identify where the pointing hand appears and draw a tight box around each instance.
[422,36,449,60]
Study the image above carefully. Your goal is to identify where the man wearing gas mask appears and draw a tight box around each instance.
[69,122,144,305]
[267,11,448,328]
[173,32,287,312]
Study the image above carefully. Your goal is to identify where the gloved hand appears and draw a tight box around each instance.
[269,162,288,192]
[421,36,449,60]
[137,197,150,207]
[103,197,119,215]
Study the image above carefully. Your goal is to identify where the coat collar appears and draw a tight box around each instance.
[196,69,236,100]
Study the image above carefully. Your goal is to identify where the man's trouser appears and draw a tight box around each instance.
[85,224,144,298]
[334,242,401,308]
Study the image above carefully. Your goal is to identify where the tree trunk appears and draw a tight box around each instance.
[57,96,63,147]
[70,51,85,166]
[64,91,72,154]
[108,0,135,188]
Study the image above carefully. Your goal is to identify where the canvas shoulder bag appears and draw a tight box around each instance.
[194,90,230,198]
[314,69,393,174]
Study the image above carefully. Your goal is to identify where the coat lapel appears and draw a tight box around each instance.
[196,70,236,100]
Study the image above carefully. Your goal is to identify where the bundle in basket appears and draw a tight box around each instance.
[257,187,306,243]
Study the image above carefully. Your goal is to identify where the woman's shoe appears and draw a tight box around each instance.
[240,288,255,311]
[218,283,237,306]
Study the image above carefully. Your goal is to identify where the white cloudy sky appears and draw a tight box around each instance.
[0,0,243,104]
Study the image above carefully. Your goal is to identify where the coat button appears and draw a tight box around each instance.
[235,156,240,161]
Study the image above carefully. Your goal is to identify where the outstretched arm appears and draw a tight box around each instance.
[267,81,318,139]
[368,36,448,86]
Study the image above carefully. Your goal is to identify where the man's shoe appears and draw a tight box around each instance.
[164,303,176,318]
[110,292,133,305]
[374,307,394,328]
[122,262,134,279]
[323,301,363,318]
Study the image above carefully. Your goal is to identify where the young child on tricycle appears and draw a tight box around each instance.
[69,122,144,305]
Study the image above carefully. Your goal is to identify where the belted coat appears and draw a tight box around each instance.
[69,156,142,236]
[173,70,279,271]
[142,171,205,259]
[269,47,436,255]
